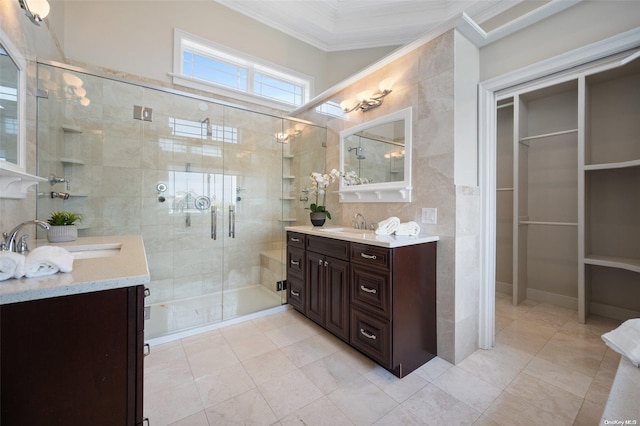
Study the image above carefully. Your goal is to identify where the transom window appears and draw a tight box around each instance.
[173,30,312,110]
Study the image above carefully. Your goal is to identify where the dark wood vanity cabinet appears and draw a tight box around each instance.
[0,285,146,425]
[286,231,437,377]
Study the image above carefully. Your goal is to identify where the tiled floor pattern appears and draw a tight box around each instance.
[144,293,621,425]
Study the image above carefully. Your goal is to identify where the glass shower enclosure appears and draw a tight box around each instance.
[35,62,326,339]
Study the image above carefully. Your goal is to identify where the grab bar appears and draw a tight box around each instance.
[211,205,217,240]
[229,205,235,238]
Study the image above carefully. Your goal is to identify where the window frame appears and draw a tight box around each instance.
[172,29,313,111]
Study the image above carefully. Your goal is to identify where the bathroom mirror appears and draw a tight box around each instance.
[339,107,412,202]
[0,30,26,173]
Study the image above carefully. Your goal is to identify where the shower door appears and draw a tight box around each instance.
[35,62,288,339]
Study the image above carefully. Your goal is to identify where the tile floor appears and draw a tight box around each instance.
[144,292,622,425]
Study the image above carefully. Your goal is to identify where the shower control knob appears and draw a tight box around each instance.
[158,196,166,202]
[156,182,167,193]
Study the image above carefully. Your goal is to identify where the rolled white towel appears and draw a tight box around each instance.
[602,318,640,367]
[0,252,26,281]
[375,216,400,235]
[395,221,420,236]
[24,246,74,278]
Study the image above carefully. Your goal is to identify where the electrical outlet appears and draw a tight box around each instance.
[144,306,151,320]
[421,208,437,224]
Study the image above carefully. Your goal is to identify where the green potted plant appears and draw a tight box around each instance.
[47,211,83,243]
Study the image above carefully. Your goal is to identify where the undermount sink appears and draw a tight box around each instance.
[64,243,122,259]
[319,227,374,235]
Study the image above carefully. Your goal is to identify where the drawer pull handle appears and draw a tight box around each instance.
[360,329,377,340]
[144,287,151,298]
[143,343,151,357]
[290,260,300,266]
[290,237,300,242]
[360,285,377,294]
[360,253,377,260]
[291,290,300,297]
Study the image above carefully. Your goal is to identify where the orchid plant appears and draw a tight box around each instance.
[308,169,341,219]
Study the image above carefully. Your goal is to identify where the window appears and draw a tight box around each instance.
[173,30,312,110]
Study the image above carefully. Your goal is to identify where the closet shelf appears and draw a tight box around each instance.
[584,159,640,171]
[585,255,640,274]
[519,128,578,143]
[519,220,578,227]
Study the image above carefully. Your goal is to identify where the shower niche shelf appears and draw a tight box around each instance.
[60,158,85,166]
[282,176,296,180]
[61,125,82,134]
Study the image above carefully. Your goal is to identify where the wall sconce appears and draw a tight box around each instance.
[340,78,395,113]
[18,0,50,25]
[275,132,289,144]
[275,123,305,143]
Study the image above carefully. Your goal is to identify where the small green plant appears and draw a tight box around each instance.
[47,211,83,226]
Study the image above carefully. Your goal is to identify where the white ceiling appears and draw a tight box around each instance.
[213,0,534,51]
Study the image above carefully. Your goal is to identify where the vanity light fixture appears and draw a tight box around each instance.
[18,0,50,25]
[340,78,395,113]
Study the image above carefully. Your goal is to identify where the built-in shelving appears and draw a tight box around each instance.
[584,159,640,171]
[584,255,640,274]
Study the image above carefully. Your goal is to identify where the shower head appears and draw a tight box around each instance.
[348,146,366,160]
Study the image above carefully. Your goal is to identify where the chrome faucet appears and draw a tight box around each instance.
[2,220,50,253]
[353,213,366,230]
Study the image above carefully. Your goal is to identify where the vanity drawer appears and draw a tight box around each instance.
[306,235,350,260]
[287,232,306,249]
[351,265,391,319]
[351,243,391,270]
[350,307,391,369]
[287,277,305,313]
[287,246,305,280]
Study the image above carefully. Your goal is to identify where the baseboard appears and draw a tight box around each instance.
[525,288,578,310]
[495,281,512,295]
[590,302,640,322]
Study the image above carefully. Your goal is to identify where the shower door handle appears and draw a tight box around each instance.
[211,206,217,240]
[229,205,235,238]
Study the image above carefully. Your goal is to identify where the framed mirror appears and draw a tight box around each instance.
[339,107,412,202]
[0,29,26,173]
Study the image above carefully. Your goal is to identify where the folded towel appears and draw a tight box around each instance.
[24,246,74,278]
[0,252,26,281]
[375,216,400,235]
[602,318,640,367]
[395,221,421,236]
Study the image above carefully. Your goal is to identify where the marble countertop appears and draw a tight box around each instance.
[286,225,439,248]
[0,235,150,305]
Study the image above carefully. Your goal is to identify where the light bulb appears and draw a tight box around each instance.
[27,0,50,20]
[378,78,394,93]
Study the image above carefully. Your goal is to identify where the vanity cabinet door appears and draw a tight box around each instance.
[0,286,143,425]
[324,257,350,342]
[305,250,350,342]
[306,251,326,325]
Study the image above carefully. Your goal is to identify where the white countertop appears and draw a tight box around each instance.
[0,235,150,305]
[286,225,439,248]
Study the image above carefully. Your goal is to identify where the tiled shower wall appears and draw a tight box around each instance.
[35,63,325,336]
